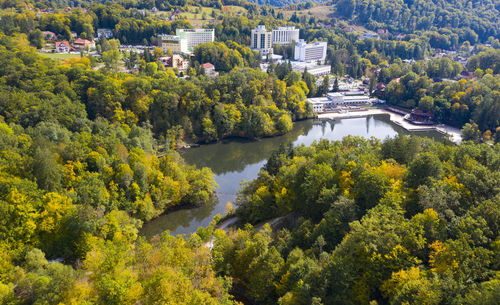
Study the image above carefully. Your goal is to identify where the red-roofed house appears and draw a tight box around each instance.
[201,63,218,78]
[55,41,71,53]
[73,38,95,50]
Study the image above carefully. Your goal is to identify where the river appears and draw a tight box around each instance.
[140,115,446,238]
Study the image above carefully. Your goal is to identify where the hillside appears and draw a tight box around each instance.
[333,0,499,41]
[277,0,499,42]
[246,0,323,7]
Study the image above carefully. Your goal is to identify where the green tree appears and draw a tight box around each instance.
[102,49,120,72]
[28,29,45,49]
[462,122,482,143]
[419,96,434,112]
[332,77,339,92]
[407,152,443,188]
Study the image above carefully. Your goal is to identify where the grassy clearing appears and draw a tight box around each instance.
[37,52,81,60]
[280,4,335,20]
[180,5,246,20]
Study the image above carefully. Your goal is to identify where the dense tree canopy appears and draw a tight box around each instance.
[333,0,499,42]
[0,0,499,304]
[223,135,500,304]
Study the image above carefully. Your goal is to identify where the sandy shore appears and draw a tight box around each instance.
[318,108,462,144]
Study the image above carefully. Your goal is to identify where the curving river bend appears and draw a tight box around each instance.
[140,115,447,238]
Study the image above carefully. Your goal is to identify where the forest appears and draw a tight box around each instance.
[0,0,499,303]
[332,0,499,43]
[380,55,500,134]
[225,136,500,304]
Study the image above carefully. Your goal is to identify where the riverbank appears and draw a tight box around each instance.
[317,108,462,144]
[141,117,450,238]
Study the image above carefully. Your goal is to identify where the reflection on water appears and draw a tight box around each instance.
[140,115,445,238]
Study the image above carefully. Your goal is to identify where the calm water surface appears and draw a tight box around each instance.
[140,115,445,238]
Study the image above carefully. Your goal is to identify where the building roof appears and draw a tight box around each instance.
[73,38,94,45]
[55,41,70,47]
[158,34,180,41]
[308,97,330,104]
[343,95,369,100]
[273,26,298,31]
[42,31,56,36]
[327,92,343,97]
[201,63,214,69]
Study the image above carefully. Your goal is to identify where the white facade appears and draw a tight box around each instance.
[327,92,370,106]
[97,28,113,39]
[176,28,215,53]
[308,92,370,113]
[341,95,370,105]
[326,93,344,104]
[304,65,331,76]
[272,27,299,45]
[55,41,70,53]
[309,98,330,113]
[294,40,327,62]
[291,61,331,76]
[158,34,183,53]
[251,25,273,56]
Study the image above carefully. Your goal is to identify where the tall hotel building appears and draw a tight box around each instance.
[294,39,327,62]
[251,25,273,56]
[175,28,215,53]
[272,27,300,45]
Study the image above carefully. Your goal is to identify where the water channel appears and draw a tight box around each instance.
[140,115,446,238]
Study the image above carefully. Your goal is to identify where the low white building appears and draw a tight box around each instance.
[306,65,331,76]
[294,39,327,62]
[328,92,369,106]
[308,97,330,113]
[340,95,370,105]
[291,61,331,76]
[308,92,370,113]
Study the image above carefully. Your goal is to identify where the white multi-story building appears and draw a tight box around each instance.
[251,25,273,56]
[272,27,299,45]
[158,34,184,53]
[176,28,214,53]
[294,40,327,62]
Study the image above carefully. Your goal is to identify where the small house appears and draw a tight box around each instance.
[97,28,113,40]
[73,38,95,50]
[55,41,72,53]
[201,63,218,78]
